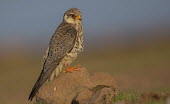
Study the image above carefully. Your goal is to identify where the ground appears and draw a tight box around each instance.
[0,41,170,104]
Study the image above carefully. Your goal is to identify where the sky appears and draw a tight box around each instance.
[0,0,170,51]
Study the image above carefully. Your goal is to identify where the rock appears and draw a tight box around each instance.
[72,89,93,104]
[90,72,116,88]
[35,67,116,104]
[88,88,115,104]
[74,89,93,102]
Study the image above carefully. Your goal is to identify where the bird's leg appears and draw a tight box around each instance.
[63,65,81,73]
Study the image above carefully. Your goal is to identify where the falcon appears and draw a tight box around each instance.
[28,8,84,101]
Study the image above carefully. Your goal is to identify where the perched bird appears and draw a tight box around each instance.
[28,8,84,101]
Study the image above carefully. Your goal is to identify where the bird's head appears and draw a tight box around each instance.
[63,8,82,24]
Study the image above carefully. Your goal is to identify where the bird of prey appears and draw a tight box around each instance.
[28,8,84,101]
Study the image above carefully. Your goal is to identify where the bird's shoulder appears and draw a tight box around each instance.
[55,22,77,36]
[42,22,77,68]
[50,22,77,45]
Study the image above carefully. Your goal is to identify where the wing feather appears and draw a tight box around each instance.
[28,22,77,101]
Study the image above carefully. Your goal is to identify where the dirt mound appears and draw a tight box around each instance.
[35,67,116,104]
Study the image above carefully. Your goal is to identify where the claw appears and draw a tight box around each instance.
[63,65,81,73]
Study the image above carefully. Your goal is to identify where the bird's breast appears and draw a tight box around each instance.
[75,23,84,52]
[61,23,83,66]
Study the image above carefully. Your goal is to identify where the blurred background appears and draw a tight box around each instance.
[0,0,170,104]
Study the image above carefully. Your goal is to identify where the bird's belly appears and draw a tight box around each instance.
[56,49,78,70]
[63,51,78,66]
[50,51,78,80]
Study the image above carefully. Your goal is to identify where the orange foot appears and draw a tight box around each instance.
[63,65,81,73]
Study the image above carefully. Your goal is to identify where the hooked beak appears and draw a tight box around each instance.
[76,15,82,20]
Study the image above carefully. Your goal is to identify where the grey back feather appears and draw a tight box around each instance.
[28,22,77,101]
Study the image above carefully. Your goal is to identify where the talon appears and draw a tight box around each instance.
[63,65,81,73]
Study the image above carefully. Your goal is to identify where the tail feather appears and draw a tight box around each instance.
[28,71,45,101]
[28,58,62,101]
[28,85,38,101]
[28,65,57,101]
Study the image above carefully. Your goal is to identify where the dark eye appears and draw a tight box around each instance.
[70,14,76,17]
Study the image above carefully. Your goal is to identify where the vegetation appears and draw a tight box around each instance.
[112,89,139,103]
[112,89,170,104]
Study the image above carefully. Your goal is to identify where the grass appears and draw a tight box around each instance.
[112,89,139,103]
[141,100,165,104]
[112,88,170,104]
[155,88,170,93]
